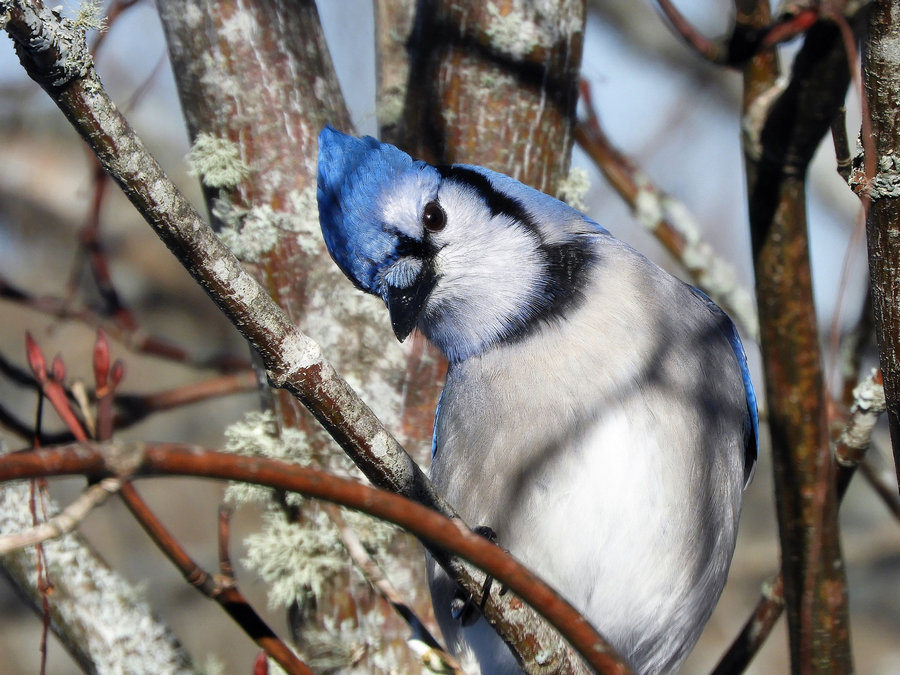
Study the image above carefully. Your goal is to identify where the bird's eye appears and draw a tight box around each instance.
[422,201,446,232]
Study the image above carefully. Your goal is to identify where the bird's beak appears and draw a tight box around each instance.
[385,268,437,342]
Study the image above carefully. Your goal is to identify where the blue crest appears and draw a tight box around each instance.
[317,126,436,297]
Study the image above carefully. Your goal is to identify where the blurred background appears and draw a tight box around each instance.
[0,1,897,672]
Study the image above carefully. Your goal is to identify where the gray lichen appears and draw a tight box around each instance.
[221,412,398,611]
[74,0,107,33]
[8,1,96,88]
[243,509,349,609]
[214,199,282,263]
[852,152,900,200]
[221,410,311,506]
[212,186,320,263]
[557,166,589,211]
[186,132,251,189]
[484,0,583,59]
[0,478,192,673]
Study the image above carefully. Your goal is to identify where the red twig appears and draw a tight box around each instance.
[0,444,633,675]
[117,371,258,421]
[218,504,234,579]
[656,1,822,66]
[117,482,311,675]
[68,164,139,331]
[760,9,819,48]
[711,574,785,675]
[25,334,88,442]
[93,329,124,441]
[28,479,52,675]
[655,0,723,62]
[3,278,251,371]
[0,366,256,444]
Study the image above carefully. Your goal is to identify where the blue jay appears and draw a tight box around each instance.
[316,126,757,674]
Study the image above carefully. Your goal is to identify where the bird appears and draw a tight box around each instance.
[316,125,758,674]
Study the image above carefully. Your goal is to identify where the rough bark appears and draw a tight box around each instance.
[862,0,900,491]
[0,481,193,674]
[374,0,417,145]
[400,0,585,195]
[155,1,446,669]
[735,2,854,671]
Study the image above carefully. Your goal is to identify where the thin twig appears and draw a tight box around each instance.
[2,275,250,371]
[0,443,633,675]
[0,477,122,554]
[89,0,140,55]
[655,0,724,62]
[860,454,900,522]
[711,574,785,675]
[0,368,257,444]
[714,367,885,672]
[859,0,900,491]
[322,503,465,675]
[656,1,819,66]
[28,478,52,675]
[738,5,858,669]
[117,481,312,675]
[114,371,258,426]
[25,333,89,442]
[831,106,853,181]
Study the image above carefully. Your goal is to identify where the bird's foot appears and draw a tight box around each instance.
[450,526,508,626]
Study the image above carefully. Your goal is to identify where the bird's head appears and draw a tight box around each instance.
[317,126,598,362]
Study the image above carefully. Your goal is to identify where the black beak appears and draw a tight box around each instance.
[385,268,437,342]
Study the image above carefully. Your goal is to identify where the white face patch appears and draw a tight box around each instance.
[379,166,441,239]
[421,180,545,357]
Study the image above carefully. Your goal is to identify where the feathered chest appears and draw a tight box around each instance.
[428,266,749,535]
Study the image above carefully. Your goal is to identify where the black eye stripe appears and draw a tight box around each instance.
[396,233,437,260]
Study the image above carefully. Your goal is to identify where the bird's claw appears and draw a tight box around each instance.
[450,526,508,625]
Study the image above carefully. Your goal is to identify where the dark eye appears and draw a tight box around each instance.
[422,201,446,232]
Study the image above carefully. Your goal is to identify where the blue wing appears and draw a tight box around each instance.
[689,286,758,486]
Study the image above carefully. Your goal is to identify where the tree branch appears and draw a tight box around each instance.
[155,1,446,667]
[0,477,121,555]
[117,481,311,675]
[0,479,193,673]
[861,0,900,491]
[0,443,632,675]
[321,502,465,675]
[575,79,759,341]
[714,365,886,672]
[401,0,585,195]
[736,3,856,671]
